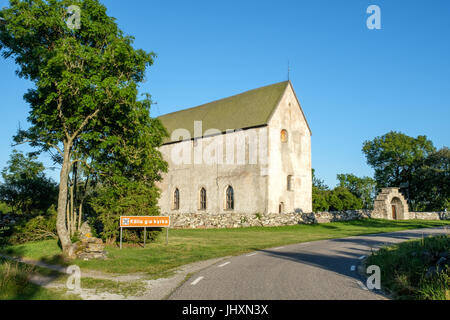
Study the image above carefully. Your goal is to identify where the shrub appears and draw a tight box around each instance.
[7,206,58,244]
[366,235,450,300]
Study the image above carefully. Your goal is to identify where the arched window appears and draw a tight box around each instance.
[199,188,207,210]
[287,175,293,191]
[225,186,234,210]
[279,202,285,214]
[173,188,180,210]
[281,129,288,143]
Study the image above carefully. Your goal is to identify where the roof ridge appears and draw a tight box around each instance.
[158,80,289,119]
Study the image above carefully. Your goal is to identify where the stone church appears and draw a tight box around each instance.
[156,81,312,215]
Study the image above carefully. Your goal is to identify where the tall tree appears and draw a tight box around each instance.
[362,131,435,189]
[409,147,450,211]
[337,173,376,209]
[0,0,167,256]
[0,150,57,215]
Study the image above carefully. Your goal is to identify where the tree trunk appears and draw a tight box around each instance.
[70,182,74,236]
[78,203,83,232]
[57,144,74,257]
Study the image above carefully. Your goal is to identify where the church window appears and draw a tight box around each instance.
[281,129,288,143]
[225,186,234,210]
[287,175,294,191]
[279,202,285,214]
[199,188,207,210]
[173,188,180,210]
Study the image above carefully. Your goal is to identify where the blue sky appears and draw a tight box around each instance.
[0,0,449,187]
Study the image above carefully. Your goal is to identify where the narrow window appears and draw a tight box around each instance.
[199,188,207,210]
[287,175,293,191]
[226,186,234,210]
[281,129,288,143]
[173,188,180,210]
[279,202,285,214]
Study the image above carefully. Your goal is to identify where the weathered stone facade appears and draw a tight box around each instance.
[156,81,312,216]
[372,188,409,220]
[167,210,372,229]
[410,212,450,220]
[166,209,450,229]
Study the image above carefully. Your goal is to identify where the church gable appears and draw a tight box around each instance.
[158,81,290,144]
[267,82,311,136]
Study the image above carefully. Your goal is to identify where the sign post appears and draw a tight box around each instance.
[120,227,123,249]
[119,216,170,249]
[144,227,147,248]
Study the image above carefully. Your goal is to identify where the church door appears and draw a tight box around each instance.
[392,205,397,220]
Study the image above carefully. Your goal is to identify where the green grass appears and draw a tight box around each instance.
[0,258,80,300]
[366,235,450,300]
[2,219,450,278]
[80,278,147,297]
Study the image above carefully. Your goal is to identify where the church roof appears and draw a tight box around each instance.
[158,81,297,144]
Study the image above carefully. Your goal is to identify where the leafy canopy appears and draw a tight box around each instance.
[0,150,57,215]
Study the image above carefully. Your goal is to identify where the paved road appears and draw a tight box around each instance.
[169,227,449,300]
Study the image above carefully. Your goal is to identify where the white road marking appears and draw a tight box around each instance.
[246,253,258,257]
[356,280,369,291]
[350,265,356,271]
[190,276,204,285]
[358,255,366,260]
[218,262,230,268]
[273,247,285,250]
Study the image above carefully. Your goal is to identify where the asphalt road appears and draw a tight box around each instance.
[169,227,449,300]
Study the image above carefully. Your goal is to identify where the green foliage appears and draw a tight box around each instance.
[0,150,57,215]
[409,147,450,211]
[337,173,376,209]
[362,131,435,188]
[362,132,449,211]
[327,186,363,211]
[2,220,450,276]
[312,169,364,212]
[0,202,12,214]
[312,187,330,212]
[0,258,79,300]
[366,235,450,300]
[89,178,163,244]
[0,0,168,250]
[6,206,58,244]
[312,168,328,191]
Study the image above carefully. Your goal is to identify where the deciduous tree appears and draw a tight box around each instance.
[0,0,167,256]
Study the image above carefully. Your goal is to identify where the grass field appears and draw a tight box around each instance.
[366,235,449,300]
[2,219,450,279]
[0,258,80,300]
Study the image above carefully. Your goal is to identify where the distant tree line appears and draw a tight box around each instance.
[312,131,449,212]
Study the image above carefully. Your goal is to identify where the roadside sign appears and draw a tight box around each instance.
[119,216,170,249]
[120,216,170,228]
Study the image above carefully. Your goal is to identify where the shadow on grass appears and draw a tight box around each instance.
[0,246,65,300]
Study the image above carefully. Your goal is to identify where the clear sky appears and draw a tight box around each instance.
[0,0,449,187]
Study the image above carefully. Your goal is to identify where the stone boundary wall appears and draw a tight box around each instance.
[168,210,372,229]
[167,210,450,229]
[409,212,450,221]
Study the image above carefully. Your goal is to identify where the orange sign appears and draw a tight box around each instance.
[120,216,170,228]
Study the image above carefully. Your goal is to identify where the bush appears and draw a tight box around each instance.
[0,151,58,216]
[366,235,450,300]
[6,206,58,244]
[89,180,162,245]
[327,187,363,211]
[312,186,363,212]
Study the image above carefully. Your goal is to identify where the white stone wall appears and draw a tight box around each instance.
[266,83,312,213]
[167,210,372,229]
[156,127,269,215]
[410,212,450,220]
[156,83,312,216]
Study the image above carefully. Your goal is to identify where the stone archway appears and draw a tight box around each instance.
[372,188,409,220]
